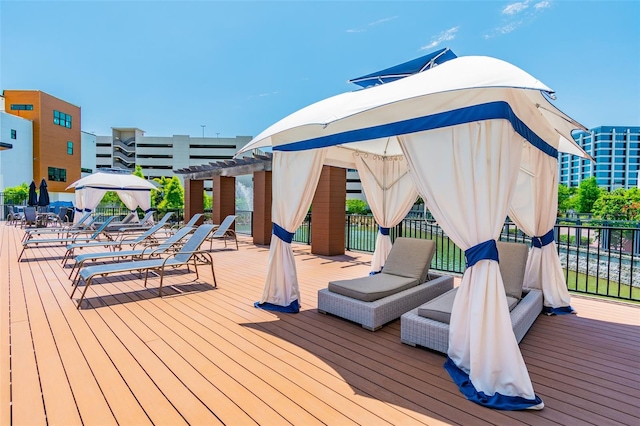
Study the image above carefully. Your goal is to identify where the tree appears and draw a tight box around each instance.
[157,176,184,210]
[133,164,145,179]
[204,191,212,209]
[576,177,601,213]
[346,199,369,214]
[592,188,628,220]
[151,176,171,207]
[3,183,29,205]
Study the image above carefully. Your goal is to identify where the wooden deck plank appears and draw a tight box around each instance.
[0,227,14,426]
[22,240,151,425]
[3,227,640,426]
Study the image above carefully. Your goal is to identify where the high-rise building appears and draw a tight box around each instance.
[2,90,82,196]
[559,126,640,190]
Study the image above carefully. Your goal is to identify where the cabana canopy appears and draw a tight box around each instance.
[237,52,591,410]
[66,170,157,223]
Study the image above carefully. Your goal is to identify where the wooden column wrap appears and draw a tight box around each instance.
[212,175,236,227]
[184,179,204,225]
[311,166,346,256]
[252,171,272,245]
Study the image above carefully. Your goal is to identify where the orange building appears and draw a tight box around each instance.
[2,90,81,194]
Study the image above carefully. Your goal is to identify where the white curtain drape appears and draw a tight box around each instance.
[115,190,153,224]
[400,121,543,409]
[257,149,327,312]
[73,188,86,224]
[74,188,107,223]
[354,150,419,273]
[509,144,573,312]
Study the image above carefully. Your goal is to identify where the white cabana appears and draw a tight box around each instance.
[66,171,157,223]
[237,53,591,410]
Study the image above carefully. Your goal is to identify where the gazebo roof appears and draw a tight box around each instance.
[174,152,273,180]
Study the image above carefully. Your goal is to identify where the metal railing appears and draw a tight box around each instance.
[244,211,640,302]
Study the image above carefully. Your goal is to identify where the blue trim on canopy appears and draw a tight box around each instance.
[75,185,152,191]
[254,299,300,313]
[272,222,295,244]
[379,226,390,236]
[532,229,555,248]
[465,240,499,268]
[444,357,543,410]
[274,101,558,158]
[543,306,577,316]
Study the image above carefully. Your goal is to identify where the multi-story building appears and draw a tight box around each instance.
[0,99,30,190]
[95,128,252,190]
[2,90,81,199]
[559,126,640,190]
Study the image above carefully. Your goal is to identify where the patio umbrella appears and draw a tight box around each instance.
[27,181,38,207]
[38,178,50,207]
[236,51,593,410]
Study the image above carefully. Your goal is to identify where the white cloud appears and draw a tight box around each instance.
[346,16,398,33]
[420,26,459,50]
[534,1,551,10]
[485,0,552,38]
[369,16,398,27]
[502,1,530,15]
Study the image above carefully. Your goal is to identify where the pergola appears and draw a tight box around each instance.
[176,151,349,255]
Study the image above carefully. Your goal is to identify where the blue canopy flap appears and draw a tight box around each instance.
[348,47,457,88]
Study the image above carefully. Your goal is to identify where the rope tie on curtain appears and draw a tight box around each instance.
[532,229,554,248]
[75,207,83,213]
[144,208,154,213]
[272,222,295,243]
[379,226,390,236]
[83,208,92,212]
[465,239,499,268]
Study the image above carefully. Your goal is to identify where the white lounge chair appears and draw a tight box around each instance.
[318,238,454,331]
[72,224,217,309]
[400,240,543,353]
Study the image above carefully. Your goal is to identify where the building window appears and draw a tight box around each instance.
[10,129,17,139]
[48,167,67,182]
[10,104,33,111]
[53,110,72,128]
[67,141,73,155]
[81,168,92,174]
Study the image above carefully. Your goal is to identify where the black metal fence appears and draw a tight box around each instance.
[286,213,640,302]
[3,200,638,302]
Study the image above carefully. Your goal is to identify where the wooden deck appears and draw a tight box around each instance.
[2,223,639,426]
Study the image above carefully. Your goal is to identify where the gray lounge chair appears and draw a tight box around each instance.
[72,224,217,309]
[208,215,238,250]
[68,225,195,283]
[22,212,94,242]
[168,213,203,234]
[317,238,454,331]
[7,206,24,225]
[106,210,156,233]
[21,206,37,228]
[61,212,174,265]
[400,240,543,353]
[18,216,116,261]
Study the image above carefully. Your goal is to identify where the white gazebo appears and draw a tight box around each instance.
[66,170,157,223]
[236,52,591,410]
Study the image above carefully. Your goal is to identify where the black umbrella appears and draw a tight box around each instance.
[38,178,50,207]
[27,181,38,206]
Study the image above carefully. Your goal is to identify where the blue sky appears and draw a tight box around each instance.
[1,0,639,139]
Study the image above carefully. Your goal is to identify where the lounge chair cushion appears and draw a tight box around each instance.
[328,273,418,302]
[417,287,519,324]
[382,238,435,282]
[497,241,529,300]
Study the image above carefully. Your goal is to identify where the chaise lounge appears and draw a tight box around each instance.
[400,240,543,353]
[317,237,454,331]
